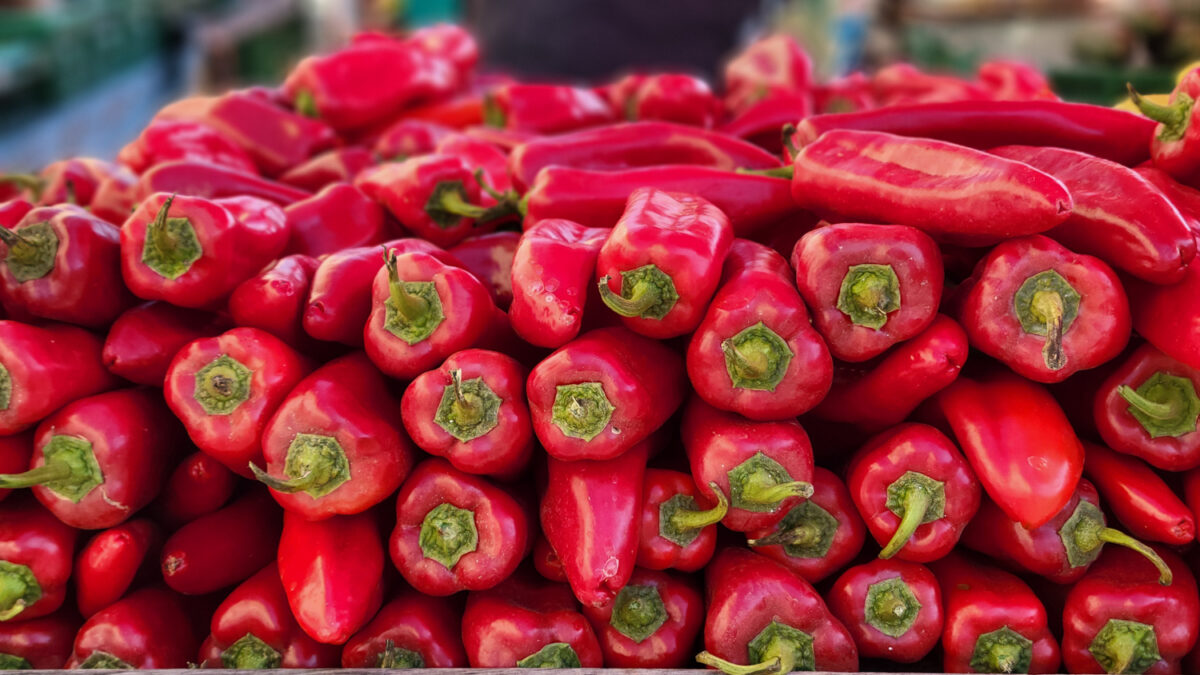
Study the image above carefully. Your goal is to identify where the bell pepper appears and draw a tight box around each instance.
[827,558,943,663]
[484,84,614,134]
[435,133,513,207]
[1083,441,1194,545]
[400,349,532,478]
[0,497,76,621]
[447,231,519,309]
[135,161,312,205]
[1125,261,1200,371]
[161,490,282,595]
[153,451,235,527]
[683,396,814,532]
[720,93,813,153]
[102,301,225,386]
[929,552,1062,674]
[509,219,608,348]
[783,129,1072,246]
[0,609,78,669]
[1,389,179,529]
[341,592,467,668]
[527,326,686,461]
[791,223,943,362]
[0,321,118,435]
[846,423,981,562]
[960,479,1173,586]
[74,518,160,618]
[228,254,320,351]
[812,314,968,432]
[121,192,290,309]
[364,249,496,379]
[373,119,452,160]
[390,458,529,595]
[278,509,384,645]
[745,467,868,584]
[638,468,727,573]
[282,184,386,258]
[723,34,813,113]
[595,188,733,338]
[1062,545,1198,674]
[462,569,604,667]
[697,547,859,675]
[278,147,375,192]
[581,568,705,668]
[118,119,259,176]
[992,145,1196,284]
[1132,69,1200,187]
[0,434,30,503]
[254,353,414,519]
[165,327,312,477]
[929,371,1083,529]
[66,588,197,669]
[0,204,134,326]
[627,75,721,128]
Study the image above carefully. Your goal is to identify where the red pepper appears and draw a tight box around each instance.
[723,34,813,113]
[1095,343,1200,471]
[929,371,1084,529]
[812,314,968,432]
[509,219,608,348]
[118,120,258,176]
[278,148,376,193]
[135,161,312,205]
[0,200,32,228]
[0,497,76,621]
[1125,261,1200,371]
[697,547,858,674]
[745,467,867,584]
[400,349,532,478]
[871,64,987,106]
[1,389,179,529]
[719,93,813,153]
[373,119,453,160]
[687,239,832,419]
[827,558,943,663]
[521,165,799,236]
[103,301,225,386]
[485,84,614,134]
[153,450,235,527]
[627,75,721,128]
[1133,69,1200,187]
[74,518,159,618]
[121,193,290,309]
[961,479,1174,585]
[0,609,78,669]
[683,396,814,532]
[581,568,705,668]
[403,96,486,130]
[992,145,1196,284]
[637,468,727,573]
[29,158,130,208]
[977,60,1058,101]
[929,552,1062,674]
[527,326,686,461]
[66,588,198,669]
[89,171,139,226]
[508,122,780,192]
[0,321,118,435]
[845,423,981,561]
[0,433,31,503]
[1139,165,1200,234]
[534,534,567,582]
[448,231,519,309]
[1062,545,1198,674]
[283,184,386,257]
[1083,441,1194,545]
[254,353,414,519]
[0,204,134,327]
[435,133,512,205]
[405,23,478,79]
[462,569,604,667]
[228,254,320,350]
[341,592,467,667]
[390,458,530,595]
[958,234,1131,382]
[165,327,312,477]
[161,490,282,595]
[278,509,384,644]
[812,72,876,114]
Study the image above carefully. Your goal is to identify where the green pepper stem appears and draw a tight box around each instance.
[1128,83,1185,127]
[294,89,318,118]
[879,486,932,559]
[597,276,659,317]
[434,186,491,220]
[736,166,794,179]
[1097,528,1173,585]
[449,369,483,426]
[696,651,783,675]
[781,123,800,158]
[722,340,766,379]
[384,247,429,323]
[0,461,72,489]
[748,521,820,548]
[1030,289,1066,371]
[0,173,45,201]
[0,226,34,249]
[150,194,180,255]
[740,475,814,507]
[670,483,729,531]
[473,168,507,203]
[248,463,316,494]
[1117,384,1177,419]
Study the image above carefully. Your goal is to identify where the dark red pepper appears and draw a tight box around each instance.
[341,592,468,668]
[1126,261,1200,371]
[161,490,282,595]
[827,558,943,663]
[0,496,77,621]
[118,120,258,176]
[448,231,519,309]
[135,161,312,205]
[373,119,452,160]
[509,219,608,348]
[283,183,386,257]
[153,450,235,527]
[228,254,320,350]
[66,588,198,669]
[278,147,376,192]
[581,568,705,668]
[0,609,78,669]
[74,518,159,618]
[1083,441,1194,545]
[638,468,727,573]
[103,301,224,385]
[485,84,614,134]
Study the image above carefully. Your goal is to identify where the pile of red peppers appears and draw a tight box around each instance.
[4,22,1200,675]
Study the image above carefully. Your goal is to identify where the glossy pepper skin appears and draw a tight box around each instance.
[813,314,968,432]
[542,439,649,609]
[0,204,134,326]
[687,239,832,420]
[74,518,160,618]
[1095,343,1200,471]
[161,490,282,595]
[930,552,1062,674]
[278,147,375,192]
[401,349,532,478]
[165,327,312,477]
[1126,262,1200,372]
[283,183,386,257]
[595,188,733,338]
[103,301,224,386]
[199,563,341,669]
[228,254,320,350]
[827,559,943,663]
[792,223,943,362]
[117,119,258,175]
[1062,546,1199,675]
[1137,165,1200,235]
[121,192,290,309]
[698,547,858,675]
[135,160,312,206]
[1135,68,1200,187]
[254,353,414,519]
[341,592,468,668]
[581,568,705,668]
[509,219,608,348]
[929,371,1083,529]
[638,468,727,573]
[485,84,614,134]
[1083,441,1194,545]
[154,451,235,527]
[527,326,685,461]
[448,231,519,309]
[66,588,197,669]
[684,396,814,533]
[0,609,78,668]
[0,497,77,621]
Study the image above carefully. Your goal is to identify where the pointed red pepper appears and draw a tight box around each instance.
[153,451,235,527]
[278,147,375,192]
[581,568,705,668]
[135,161,312,205]
[0,433,31,503]
[103,301,225,386]
[341,592,468,668]
[118,119,258,176]
[723,34,813,113]
[448,231,519,309]
[1083,441,1194,545]
[66,588,198,669]
[282,183,386,257]
[161,490,282,595]
[509,219,608,348]
[74,518,160,618]
[373,119,452,160]
[0,609,78,669]
[0,497,77,621]
[1126,261,1200,371]
[827,558,943,663]
[1132,68,1200,187]
[228,254,320,350]
[485,84,614,134]
[637,469,727,573]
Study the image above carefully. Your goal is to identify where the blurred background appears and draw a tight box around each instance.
[0,0,1197,168]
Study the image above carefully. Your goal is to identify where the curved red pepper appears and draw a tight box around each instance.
[0,497,76,621]
[278,147,375,192]
[341,592,467,667]
[827,558,943,663]
[135,161,312,205]
[103,301,225,386]
[153,451,235,527]
[1083,441,1194,545]
[373,119,452,160]
[1126,261,1200,371]
[581,567,705,668]
[509,219,608,348]
[1134,68,1200,187]
[485,84,614,134]
[723,34,812,113]
[0,609,78,669]
[118,119,258,176]
[448,231,519,309]
[161,490,282,595]
[719,93,813,153]
[255,353,414,519]
[228,254,320,350]
[1096,343,1200,470]
[67,588,197,669]
[0,433,31,503]
[75,518,160,618]
[401,349,532,478]
[638,468,726,573]
[283,183,386,257]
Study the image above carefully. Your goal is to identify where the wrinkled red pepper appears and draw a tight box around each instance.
[1125,261,1200,371]
[485,84,614,134]
[153,451,235,527]
[581,568,705,668]
[827,558,943,663]
[228,254,320,350]
[103,301,225,385]
[66,588,197,669]
[135,161,312,205]
[509,219,608,348]
[283,183,386,257]
[448,231,519,309]
[118,119,258,176]
[0,497,77,621]
[0,609,78,669]
[638,468,727,573]
[1083,441,1194,545]
[74,518,160,618]
[161,490,282,595]
[278,147,376,192]
[1133,69,1200,187]
[341,592,468,668]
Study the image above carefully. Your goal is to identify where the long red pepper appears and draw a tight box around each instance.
[1125,261,1200,371]
[638,469,727,573]
[0,609,78,669]
[581,567,705,668]
[278,147,375,192]
[118,119,258,176]
[1083,441,1194,545]
[66,588,197,669]
[228,254,320,350]
[74,518,159,618]
[0,497,77,621]
[341,592,468,668]
[827,559,943,663]
[135,161,312,205]
[283,183,386,257]
[161,490,282,595]
[509,219,608,348]
[1132,68,1200,187]
[103,301,225,386]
